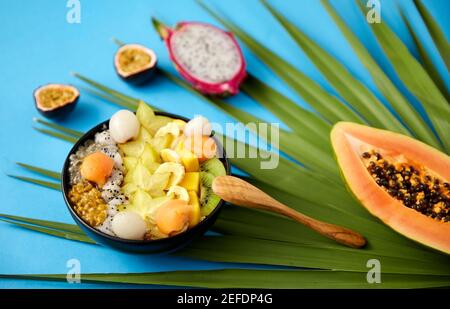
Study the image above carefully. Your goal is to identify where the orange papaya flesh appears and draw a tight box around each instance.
[331,122,450,254]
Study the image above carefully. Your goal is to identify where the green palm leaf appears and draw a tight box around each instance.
[192,3,364,125]
[33,118,83,138]
[7,175,60,190]
[413,0,450,70]
[400,10,449,102]
[34,127,79,144]
[358,4,450,153]
[262,0,410,137]
[16,162,61,180]
[318,0,444,151]
[3,270,449,288]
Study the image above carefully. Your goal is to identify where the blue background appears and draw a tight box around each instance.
[0,0,448,288]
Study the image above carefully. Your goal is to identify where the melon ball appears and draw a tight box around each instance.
[155,200,191,236]
[184,116,212,137]
[109,110,140,143]
[111,211,147,240]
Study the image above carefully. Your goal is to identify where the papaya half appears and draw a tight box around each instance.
[331,122,450,254]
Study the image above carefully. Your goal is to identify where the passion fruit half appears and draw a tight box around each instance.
[114,44,157,84]
[34,84,79,118]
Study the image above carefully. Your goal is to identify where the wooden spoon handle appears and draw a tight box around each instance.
[212,176,366,249]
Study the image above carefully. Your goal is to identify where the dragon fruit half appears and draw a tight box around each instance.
[152,18,247,96]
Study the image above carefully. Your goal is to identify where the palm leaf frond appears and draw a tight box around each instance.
[262,0,410,136]
[16,162,61,180]
[358,3,450,153]
[413,0,450,70]
[7,175,60,190]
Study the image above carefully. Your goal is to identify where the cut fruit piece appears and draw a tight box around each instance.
[34,84,79,118]
[167,185,190,202]
[152,19,247,96]
[114,43,157,85]
[188,190,201,227]
[109,110,140,143]
[173,119,187,132]
[200,171,215,188]
[331,122,450,254]
[199,185,221,217]
[201,157,226,177]
[155,199,190,236]
[147,172,171,196]
[137,127,152,144]
[119,139,145,157]
[123,156,138,172]
[179,172,200,193]
[132,163,153,189]
[160,148,181,163]
[128,189,153,217]
[140,161,160,174]
[154,162,185,188]
[144,196,172,223]
[122,182,138,198]
[141,143,161,167]
[136,101,155,130]
[155,122,180,138]
[80,152,114,186]
[177,148,200,172]
[146,115,173,136]
[152,134,174,153]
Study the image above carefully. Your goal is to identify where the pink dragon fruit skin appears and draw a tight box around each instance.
[152,18,247,96]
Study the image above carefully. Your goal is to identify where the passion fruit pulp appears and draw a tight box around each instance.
[114,44,157,84]
[34,84,79,118]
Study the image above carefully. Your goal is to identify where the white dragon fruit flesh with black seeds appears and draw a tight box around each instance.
[153,19,246,96]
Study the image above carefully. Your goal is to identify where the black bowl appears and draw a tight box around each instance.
[62,111,230,253]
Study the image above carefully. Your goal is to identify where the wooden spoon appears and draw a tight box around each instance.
[212,175,366,249]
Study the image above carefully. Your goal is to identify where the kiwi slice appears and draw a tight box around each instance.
[199,185,221,217]
[199,171,222,217]
[200,158,226,177]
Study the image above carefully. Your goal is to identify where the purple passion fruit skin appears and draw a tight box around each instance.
[114,44,158,85]
[34,84,79,118]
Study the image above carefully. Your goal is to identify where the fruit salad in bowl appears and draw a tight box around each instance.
[62,102,229,252]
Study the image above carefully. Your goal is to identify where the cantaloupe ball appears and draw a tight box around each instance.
[155,200,191,236]
[80,152,114,186]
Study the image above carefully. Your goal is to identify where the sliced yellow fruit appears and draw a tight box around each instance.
[155,122,180,138]
[137,126,152,144]
[166,185,190,202]
[173,119,187,132]
[141,143,161,167]
[179,149,200,172]
[152,134,174,153]
[133,163,152,189]
[179,172,200,193]
[136,101,155,130]
[128,189,152,217]
[119,139,145,157]
[144,196,172,223]
[160,148,181,163]
[122,182,138,198]
[146,115,172,136]
[147,173,170,196]
[154,162,185,188]
[123,156,138,173]
[188,191,201,228]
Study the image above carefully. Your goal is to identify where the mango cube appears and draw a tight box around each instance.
[179,172,200,193]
